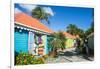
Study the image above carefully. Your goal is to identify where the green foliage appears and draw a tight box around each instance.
[42,55,49,59]
[66,24,78,35]
[15,52,44,65]
[85,22,94,37]
[49,32,66,51]
[47,32,66,57]
[50,38,63,51]
[66,22,94,39]
[32,6,51,24]
[55,32,66,49]
[66,24,85,39]
[77,28,84,39]
[38,46,44,48]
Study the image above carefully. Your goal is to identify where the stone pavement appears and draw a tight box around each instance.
[45,48,94,64]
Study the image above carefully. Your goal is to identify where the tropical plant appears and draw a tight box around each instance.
[42,55,49,59]
[15,52,44,65]
[66,24,85,39]
[38,46,44,48]
[50,38,63,51]
[85,22,94,37]
[66,24,78,35]
[32,6,51,24]
[49,32,66,57]
[49,38,63,57]
[77,28,84,39]
[54,32,66,50]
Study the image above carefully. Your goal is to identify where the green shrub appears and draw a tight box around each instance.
[38,46,44,48]
[42,55,49,59]
[15,52,44,65]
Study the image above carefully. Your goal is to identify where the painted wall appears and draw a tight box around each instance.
[47,36,53,52]
[14,28,29,53]
[65,38,74,48]
[28,31,37,55]
[88,34,94,50]
[15,27,50,55]
[41,35,48,55]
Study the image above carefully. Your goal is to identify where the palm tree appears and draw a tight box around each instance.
[55,32,66,50]
[49,38,63,57]
[66,24,78,35]
[49,32,66,57]
[85,22,94,37]
[32,6,51,24]
[77,28,84,39]
[66,24,85,40]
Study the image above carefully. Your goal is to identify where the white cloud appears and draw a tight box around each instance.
[43,7,54,16]
[14,8,22,13]
[15,4,54,16]
[20,4,37,12]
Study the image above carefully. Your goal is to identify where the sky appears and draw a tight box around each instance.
[15,3,94,32]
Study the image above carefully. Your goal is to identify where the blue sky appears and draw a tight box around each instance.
[15,4,94,32]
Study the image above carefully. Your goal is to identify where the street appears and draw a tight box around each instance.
[45,48,94,64]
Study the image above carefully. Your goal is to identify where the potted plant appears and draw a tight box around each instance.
[49,32,66,57]
[38,46,44,55]
[49,38,63,57]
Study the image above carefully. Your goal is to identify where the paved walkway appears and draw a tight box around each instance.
[45,48,93,64]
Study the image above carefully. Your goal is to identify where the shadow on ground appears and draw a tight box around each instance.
[58,51,77,57]
[58,50,94,61]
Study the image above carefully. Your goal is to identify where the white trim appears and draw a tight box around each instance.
[15,24,50,35]
[28,31,31,53]
[15,22,52,35]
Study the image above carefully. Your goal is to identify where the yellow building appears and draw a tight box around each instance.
[63,32,76,48]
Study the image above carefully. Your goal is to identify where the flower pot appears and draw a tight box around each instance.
[49,50,57,57]
[38,48,44,55]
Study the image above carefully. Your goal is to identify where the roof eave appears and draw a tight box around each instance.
[15,22,52,35]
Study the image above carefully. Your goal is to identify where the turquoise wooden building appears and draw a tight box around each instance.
[14,13,53,56]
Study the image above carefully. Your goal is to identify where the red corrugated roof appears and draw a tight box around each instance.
[63,32,76,39]
[15,13,53,34]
